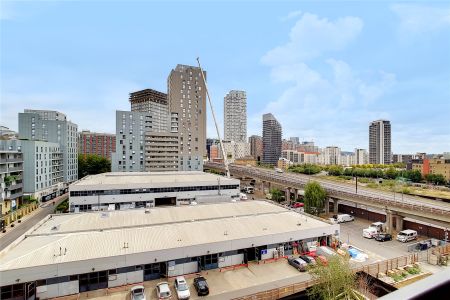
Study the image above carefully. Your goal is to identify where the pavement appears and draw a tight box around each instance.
[0,193,68,251]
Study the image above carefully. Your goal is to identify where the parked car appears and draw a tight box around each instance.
[299,255,316,265]
[292,202,304,208]
[193,277,209,296]
[156,282,172,300]
[288,257,308,272]
[397,229,418,243]
[174,276,190,300]
[375,233,392,242]
[335,214,354,223]
[362,227,379,239]
[130,285,146,300]
[316,246,337,258]
[315,255,328,266]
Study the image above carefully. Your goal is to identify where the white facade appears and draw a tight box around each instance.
[281,150,320,165]
[224,90,247,143]
[323,146,341,165]
[220,141,250,163]
[340,153,354,167]
[354,148,368,165]
[69,171,240,211]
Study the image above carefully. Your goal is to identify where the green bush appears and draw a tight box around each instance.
[407,267,420,275]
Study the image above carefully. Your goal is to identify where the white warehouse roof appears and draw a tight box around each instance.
[0,201,338,286]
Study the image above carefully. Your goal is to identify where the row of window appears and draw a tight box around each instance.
[70,185,239,197]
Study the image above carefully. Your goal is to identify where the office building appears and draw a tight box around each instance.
[219,141,250,163]
[0,200,338,299]
[129,88,169,132]
[369,120,391,164]
[249,135,263,162]
[224,90,247,143]
[323,146,341,165]
[354,148,369,165]
[168,64,207,171]
[68,171,240,211]
[78,130,116,160]
[262,113,282,165]
[144,132,179,172]
[0,141,23,215]
[112,111,153,172]
[289,137,300,145]
[18,109,78,183]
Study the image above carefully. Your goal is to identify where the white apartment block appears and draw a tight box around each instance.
[323,146,341,165]
[220,141,250,163]
[224,90,247,142]
[354,148,369,165]
[340,153,354,167]
[281,150,320,165]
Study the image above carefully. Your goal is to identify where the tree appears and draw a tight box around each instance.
[308,256,364,300]
[78,154,111,179]
[384,168,398,180]
[270,188,284,203]
[327,165,344,176]
[304,181,327,216]
[425,173,446,185]
[404,170,422,183]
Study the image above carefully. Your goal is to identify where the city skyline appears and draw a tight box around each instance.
[1,1,450,154]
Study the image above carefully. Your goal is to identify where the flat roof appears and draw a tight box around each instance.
[71,171,239,188]
[0,201,334,272]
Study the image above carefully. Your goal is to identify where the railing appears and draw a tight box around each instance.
[233,254,420,300]
[205,163,450,219]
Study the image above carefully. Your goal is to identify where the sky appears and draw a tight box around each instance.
[1,0,450,153]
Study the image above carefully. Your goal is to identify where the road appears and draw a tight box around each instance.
[340,217,424,260]
[0,194,68,251]
[206,163,450,212]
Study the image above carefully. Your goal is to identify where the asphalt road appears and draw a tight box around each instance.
[0,194,67,251]
[339,217,424,260]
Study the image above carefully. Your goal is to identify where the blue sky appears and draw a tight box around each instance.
[1,0,449,153]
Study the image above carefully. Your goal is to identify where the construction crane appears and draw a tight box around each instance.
[196,57,230,178]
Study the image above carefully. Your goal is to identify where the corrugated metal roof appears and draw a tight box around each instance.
[0,201,332,271]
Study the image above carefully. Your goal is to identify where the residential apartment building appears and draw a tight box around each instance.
[206,138,219,161]
[78,130,116,159]
[323,146,341,165]
[340,152,354,167]
[112,111,153,172]
[296,141,319,153]
[392,154,414,164]
[249,135,263,162]
[130,88,169,132]
[210,144,220,161]
[224,90,247,143]
[369,119,391,164]
[2,139,65,202]
[0,126,18,140]
[289,137,300,145]
[168,64,207,171]
[144,132,179,172]
[0,141,23,215]
[262,113,282,165]
[219,141,250,163]
[18,109,78,183]
[282,139,295,151]
[282,150,320,165]
[354,148,369,165]
[412,158,450,183]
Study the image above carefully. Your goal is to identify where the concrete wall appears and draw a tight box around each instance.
[108,270,143,288]
[168,261,198,277]
[218,254,244,268]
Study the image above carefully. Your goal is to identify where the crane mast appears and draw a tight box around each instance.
[196,57,230,178]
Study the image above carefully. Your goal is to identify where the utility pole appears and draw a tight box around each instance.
[196,57,230,178]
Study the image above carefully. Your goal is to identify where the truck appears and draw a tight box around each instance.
[362,222,385,239]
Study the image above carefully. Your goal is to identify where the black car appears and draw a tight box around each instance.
[375,233,392,242]
[299,255,316,265]
[193,276,209,296]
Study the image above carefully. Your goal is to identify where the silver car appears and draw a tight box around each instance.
[130,285,146,300]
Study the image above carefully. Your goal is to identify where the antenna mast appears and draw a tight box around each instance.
[196,57,230,178]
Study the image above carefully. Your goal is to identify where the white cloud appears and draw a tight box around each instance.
[262,13,363,65]
[391,4,450,35]
[281,10,302,21]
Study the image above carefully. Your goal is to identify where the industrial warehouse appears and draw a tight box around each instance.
[0,200,339,299]
[68,171,240,212]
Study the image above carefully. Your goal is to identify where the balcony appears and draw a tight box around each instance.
[8,166,23,172]
[7,157,24,164]
[8,183,23,191]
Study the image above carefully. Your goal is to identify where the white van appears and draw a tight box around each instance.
[363,227,378,238]
[336,214,354,223]
[239,193,248,200]
[396,230,418,243]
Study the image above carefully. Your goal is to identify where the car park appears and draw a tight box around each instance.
[299,255,316,265]
[375,233,392,242]
[288,257,308,271]
[130,285,146,300]
[193,277,209,296]
[316,246,337,257]
[397,229,418,243]
[156,282,172,300]
[174,276,190,300]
